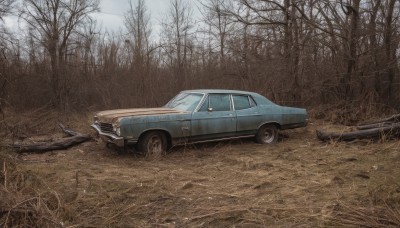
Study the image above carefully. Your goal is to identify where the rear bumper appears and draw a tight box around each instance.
[91,124,125,147]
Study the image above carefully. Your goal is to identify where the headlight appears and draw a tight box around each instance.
[113,123,121,136]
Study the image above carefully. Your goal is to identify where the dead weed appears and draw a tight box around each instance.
[0,111,399,227]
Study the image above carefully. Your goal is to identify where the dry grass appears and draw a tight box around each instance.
[0,152,64,227]
[1,110,400,227]
[330,182,400,227]
[308,100,397,125]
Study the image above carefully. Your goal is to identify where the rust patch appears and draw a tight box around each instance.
[96,108,187,122]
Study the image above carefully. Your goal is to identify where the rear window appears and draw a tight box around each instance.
[233,95,255,110]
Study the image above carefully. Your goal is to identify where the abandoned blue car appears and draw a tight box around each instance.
[91,89,308,155]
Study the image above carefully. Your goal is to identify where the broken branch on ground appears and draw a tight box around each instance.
[3,124,92,153]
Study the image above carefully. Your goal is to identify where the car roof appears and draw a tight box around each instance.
[181,89,274,105]
[182,89,255,95]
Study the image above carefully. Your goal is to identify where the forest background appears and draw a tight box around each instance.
[0,0,399,115]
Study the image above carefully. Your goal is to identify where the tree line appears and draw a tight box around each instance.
[0,0,399,112]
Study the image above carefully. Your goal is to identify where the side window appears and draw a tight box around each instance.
[198,94,231,112]
[233,95,250,110]
[233,95,254,110]
[210,94,231,111]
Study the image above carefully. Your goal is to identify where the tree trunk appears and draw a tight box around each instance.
[383,0,396,102]
[342,0,360,99]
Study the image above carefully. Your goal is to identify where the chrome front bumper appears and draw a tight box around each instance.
[91,124,125,147]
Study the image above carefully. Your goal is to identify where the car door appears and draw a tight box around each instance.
[190,94,236,141]
[233,94,263,135]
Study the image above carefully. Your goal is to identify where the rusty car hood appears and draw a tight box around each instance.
[96,108,188,122]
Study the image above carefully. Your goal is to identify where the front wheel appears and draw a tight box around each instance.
[137,131,168,158]
[256,124,278,144]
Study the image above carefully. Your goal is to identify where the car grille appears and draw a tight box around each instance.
[99,122,114,133]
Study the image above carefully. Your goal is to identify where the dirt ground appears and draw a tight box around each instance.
[1,118,400,227]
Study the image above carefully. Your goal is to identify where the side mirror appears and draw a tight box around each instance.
[207,107,213,112]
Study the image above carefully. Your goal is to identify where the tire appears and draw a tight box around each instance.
[256,124,278,144]
[138,131,168,158]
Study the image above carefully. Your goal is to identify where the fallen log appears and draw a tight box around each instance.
[317,123,400,141]
[357,122,394,130]
[4,124,92,153]
[377,113,400,123]
[357,114,400,130]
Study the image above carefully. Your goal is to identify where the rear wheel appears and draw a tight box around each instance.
[256,124,278,144]
[138,131,168,158]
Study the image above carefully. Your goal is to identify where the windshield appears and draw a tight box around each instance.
[165,93,203,111]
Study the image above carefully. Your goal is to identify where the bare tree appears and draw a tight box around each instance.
[199,0,234,68]
[0,0,13,21]
[226,0,304,101]
[382,0,398,101]
[124,0,151,64]
[161,0,194,90]
[0,0,16,115]
[124,0,152,99]
[368,0,382,98]
[341,0,360,99]
[0,0,15,52]
[20,0,99,109]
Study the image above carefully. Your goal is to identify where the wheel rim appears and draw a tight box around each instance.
[147,135,163,155]
[261,128,275,143]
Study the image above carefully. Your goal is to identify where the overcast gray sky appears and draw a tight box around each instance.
[93,0,176,33]
[97,0,202,36]
[4,0,200,36]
